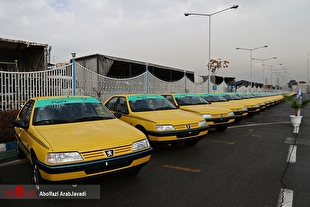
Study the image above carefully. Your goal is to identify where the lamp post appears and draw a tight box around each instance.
[252,57,276,90]
[263,63,282,87]
[185,5,239,93]
[236,45,268,92]
[71,52,76,95]
[273,68,287,90]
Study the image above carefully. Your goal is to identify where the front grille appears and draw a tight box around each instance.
[81,145,132,160]
[174,122,199,130]
[213,118,231,123]
[176,131,200,138]
[234,111,246,115]
[84,158,133,174]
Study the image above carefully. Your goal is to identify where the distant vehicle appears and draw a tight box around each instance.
[104,94,209,146]
[221,93,261,118]
[198,93,248,123]
[162,93,235,131]
[13,96,152,188]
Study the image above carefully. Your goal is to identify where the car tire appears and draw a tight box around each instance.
[183,139,199,146]
[16,143,26,159]
[215,126,227,132]
[32,156,45,190]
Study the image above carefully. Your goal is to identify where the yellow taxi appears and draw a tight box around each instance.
[252,93,284,107]
[104,94,209,146]
[235,93,267,111]
[199,93,248,123]
[13,96,152,188]
[221,93,261,117]
[162,93,235,131]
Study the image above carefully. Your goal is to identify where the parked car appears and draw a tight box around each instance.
[162,93,235,131]
[221,93,261,118]
[13,96,152,188]
[199,93,248,123]
[104,94,209,146]
[235,93,267,111]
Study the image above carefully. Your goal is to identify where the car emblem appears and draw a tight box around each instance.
[186,124,190,129]
[220,114,223,120]
[105,150,114,157]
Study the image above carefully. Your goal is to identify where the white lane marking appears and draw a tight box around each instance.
[277,188,293,207]
[285,137,310,146]
[287,145,297,163]
[229,122,290,129]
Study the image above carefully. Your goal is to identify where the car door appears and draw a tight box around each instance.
[15,100,35,158]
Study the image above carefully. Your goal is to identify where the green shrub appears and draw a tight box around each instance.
[0,110,19,143]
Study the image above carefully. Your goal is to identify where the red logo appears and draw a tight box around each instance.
[4,185,37,198]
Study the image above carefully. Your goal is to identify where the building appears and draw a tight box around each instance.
[0,38,50,72]
[73,54,196,82]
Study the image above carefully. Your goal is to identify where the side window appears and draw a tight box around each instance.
[105,97,118,111]
[164,95,176,106]
[19,100,35,123]
[117,97,129,114]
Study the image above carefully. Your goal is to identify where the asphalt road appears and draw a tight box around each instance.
[1,96,310,207]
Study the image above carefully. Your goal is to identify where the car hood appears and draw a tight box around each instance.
[34,119,145,152]
[179,104,231,115]
[210,102,246,111]
[128,109,204,124]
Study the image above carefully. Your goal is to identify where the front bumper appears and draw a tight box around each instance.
[37,148,152,181]
[146,126,209,142]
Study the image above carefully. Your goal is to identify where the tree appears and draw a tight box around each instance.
[207,58,229,75]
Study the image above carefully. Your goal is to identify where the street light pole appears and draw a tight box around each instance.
[252,57,276,90]
[236,45,268,92]
[71,52,77,95]
[273,68,287,90]
[263,63,283,88]
[185,5,238,93]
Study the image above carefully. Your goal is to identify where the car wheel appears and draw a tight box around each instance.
[183,139,199,146]
[215,126,227,132]
[16,143,26,159]
[32,156,45,190]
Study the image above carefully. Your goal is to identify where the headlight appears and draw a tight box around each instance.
[228,112,235,116]
[47,152,83,164]
[156,125,175,131]
[199,120,207,127]
[201,114,212,119]
[132,139,150,151]
[242,107,248,111]
[255,104,260,107]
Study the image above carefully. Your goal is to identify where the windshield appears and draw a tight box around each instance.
[202,95,226,102]
[223,94,242,100]
[33,101,114,125]
[129,97,177,112]
[176,95,209,106]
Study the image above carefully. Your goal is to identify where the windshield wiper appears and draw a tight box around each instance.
[156,106,174,110]
[75,116,111,121]
[34,119,69,125]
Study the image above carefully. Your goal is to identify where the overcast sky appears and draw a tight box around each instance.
[1,0,310,85]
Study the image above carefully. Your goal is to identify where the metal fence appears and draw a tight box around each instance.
[1,62,216,111]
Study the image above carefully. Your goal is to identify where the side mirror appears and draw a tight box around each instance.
[13,119,29,129]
